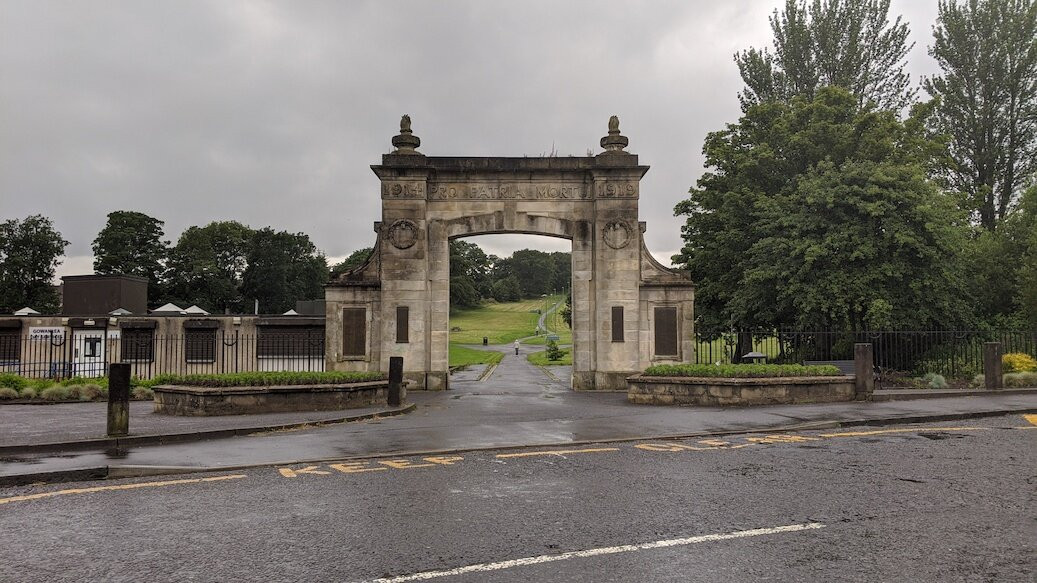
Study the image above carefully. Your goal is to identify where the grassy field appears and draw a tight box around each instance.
[449,344,503,368]
[521,299,573,345]
[449,295,566,345]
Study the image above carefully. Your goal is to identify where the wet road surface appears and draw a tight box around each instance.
[1,416,1034,582]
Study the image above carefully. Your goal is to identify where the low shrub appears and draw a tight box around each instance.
[75,384,104,401]
[1002,353,1037,373]
[1004,372,1037,388]
[920,373,948,389]
[131,386,154,400]
[151,371,386,387]
[0,387,19,400]
[61,376,109,389]
[39,385,72,401]
[0,373,28,391]
[971,374,985,387]
[18,386,39,399]
[643,363,842,378]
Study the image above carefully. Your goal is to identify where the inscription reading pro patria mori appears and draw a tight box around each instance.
[381,181,638,200]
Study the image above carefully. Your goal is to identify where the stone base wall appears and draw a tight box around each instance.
[627,376,855,406]
[153,381,388,416]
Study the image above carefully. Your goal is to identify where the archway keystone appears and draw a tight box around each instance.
[326,116,695,391]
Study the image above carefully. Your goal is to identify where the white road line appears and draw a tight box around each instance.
[369,522,825,582]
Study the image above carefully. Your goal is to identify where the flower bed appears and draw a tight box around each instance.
[643,363,841,378]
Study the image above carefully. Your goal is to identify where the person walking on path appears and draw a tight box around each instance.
[514,340,520,355]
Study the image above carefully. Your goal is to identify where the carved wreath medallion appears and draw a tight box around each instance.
[387,219,419,249]
[602,220,632,249]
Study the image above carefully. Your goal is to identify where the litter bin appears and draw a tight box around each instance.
[482,336,488,346]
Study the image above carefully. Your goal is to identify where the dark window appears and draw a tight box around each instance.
[122,329,154,362]
[396,306,409,344]
[654,306,679,357]
[82,337,102,358]
[185,330,216,363]
[0,330,20,362]
[342,308,366,357]
[611,306,624,342]
[258,326,324,357]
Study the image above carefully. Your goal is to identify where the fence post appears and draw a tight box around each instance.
[983,342,1003,390]
[388,356,404,407]
[854,343,874,400]
[107,362,131,437]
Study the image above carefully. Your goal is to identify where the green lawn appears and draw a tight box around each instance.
[527,347,573,366]
[449,344,503,368]
[449,295,565,344]
[521,299,573,345]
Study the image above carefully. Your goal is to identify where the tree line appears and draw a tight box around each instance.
[333,241,570,308]
[0,211,569,315]
[676,0,1037,333]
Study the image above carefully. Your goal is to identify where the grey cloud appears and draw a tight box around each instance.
[0,0,938,275]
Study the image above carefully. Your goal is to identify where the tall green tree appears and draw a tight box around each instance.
[0,215,68,313]
[1012,184,1037,326]
[924,0,1037,230]
[736,0,915,111]
[92,211,168,302]
[164,221,254,313]
[329,247,373,279]
[674,87,972,331]
[449,240,491,307]
[239,228,328,314]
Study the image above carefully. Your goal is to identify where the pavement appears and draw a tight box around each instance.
[1,416,1034,582]
[1,343,1035,485]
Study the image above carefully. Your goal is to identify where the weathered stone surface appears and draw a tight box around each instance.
[153,382,388,416]
[627,376,856,407]
[326,118,696,391]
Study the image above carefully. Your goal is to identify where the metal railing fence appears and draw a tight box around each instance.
[694,328,1037,380]
[0,331,326,380]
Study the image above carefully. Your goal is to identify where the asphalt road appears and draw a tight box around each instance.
[1,416,1034,582]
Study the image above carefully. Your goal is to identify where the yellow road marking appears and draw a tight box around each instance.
[380,459,435,470]
[330,462,388,474]
[0,474,245,505]
[496,447,619,459]
[1023,414,1037,427]
[277,465,331,478]
[818,427,984,438]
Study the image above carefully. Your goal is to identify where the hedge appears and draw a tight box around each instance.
[643,363,842,378]
[147,371,387,388]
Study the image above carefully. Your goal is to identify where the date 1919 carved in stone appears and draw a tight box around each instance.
[387,219,419,249]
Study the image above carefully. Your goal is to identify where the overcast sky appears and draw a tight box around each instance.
[0,1,939,278]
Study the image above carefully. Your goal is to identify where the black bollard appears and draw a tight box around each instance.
[388,356,404,407]
[107,363,131,437]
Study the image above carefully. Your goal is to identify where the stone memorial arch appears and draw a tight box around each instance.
[326,116,694,391]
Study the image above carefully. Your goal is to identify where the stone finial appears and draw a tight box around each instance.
[600,115,629,153]
[391,114,421,154]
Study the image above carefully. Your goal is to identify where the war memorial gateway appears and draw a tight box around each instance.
[325,116,696,391]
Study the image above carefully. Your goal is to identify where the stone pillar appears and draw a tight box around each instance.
[984,342,1003,390]
[853,343,875,400]
[107,362,130,437]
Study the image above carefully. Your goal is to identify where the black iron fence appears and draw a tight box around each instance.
[695,329,1037,380]
[0,331,326,380]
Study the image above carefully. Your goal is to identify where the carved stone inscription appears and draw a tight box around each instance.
[381,182,426,198]
[428,183,589,200]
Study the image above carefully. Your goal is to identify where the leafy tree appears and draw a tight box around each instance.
[560,292,573,328]
[924,0,1037,230]
[0,215,68,313]
[329,247,373,278]
[550,251,572,292]
[92,211,168,302]
[736,0,914,111]
[508,249,557,298]
[239,228,329,314]
[674,87,972,332]
[164,221,253,313]
[490,275,522,303]
[1012,184,1037,326]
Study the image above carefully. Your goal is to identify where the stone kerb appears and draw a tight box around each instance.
[627,375,856,407]
[153,381,388,416]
